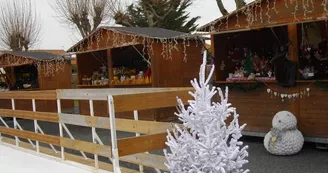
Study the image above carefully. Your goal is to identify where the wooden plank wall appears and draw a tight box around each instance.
[227,86,290,133]
[299,85,328,137]
[151,41,202,121]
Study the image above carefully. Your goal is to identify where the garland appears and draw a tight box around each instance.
[214,81,264,92]
[314,80,328,90]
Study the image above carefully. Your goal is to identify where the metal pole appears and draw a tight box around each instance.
[108,95,121,173]
[57,99,65,160]
[89,100,99,168]
[12,99,18,146]
[133,110,144,173]
[32,99,39,153]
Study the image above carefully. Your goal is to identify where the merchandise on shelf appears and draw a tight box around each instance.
[110,67,152,85]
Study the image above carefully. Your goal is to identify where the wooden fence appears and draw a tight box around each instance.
[0,87,193,173]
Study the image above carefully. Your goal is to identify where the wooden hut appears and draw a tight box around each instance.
[199,0,328,140]
[67,26,203,121]
[0,51,73,112]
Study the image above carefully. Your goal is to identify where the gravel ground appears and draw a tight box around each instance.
[1,119,328,173]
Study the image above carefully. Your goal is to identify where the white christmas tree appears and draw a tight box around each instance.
[164,51,249,173]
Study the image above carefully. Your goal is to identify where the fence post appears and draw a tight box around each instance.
[108,95,121,173]
[89,99,99,169]
[133,110,144,173]
[57,99,65,160]
[12,98,19,146]
[32,99,39,153]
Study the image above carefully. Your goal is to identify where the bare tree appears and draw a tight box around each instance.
[216,0,246,16]
[216,0,228,16]
[51,0,113,38]
[0,0,41,51]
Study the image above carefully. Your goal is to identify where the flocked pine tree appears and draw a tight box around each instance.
[164,51,249,173]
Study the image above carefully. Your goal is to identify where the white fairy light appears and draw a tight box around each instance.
[266,0,272,23]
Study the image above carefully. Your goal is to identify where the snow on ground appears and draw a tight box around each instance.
[0,144,92,173]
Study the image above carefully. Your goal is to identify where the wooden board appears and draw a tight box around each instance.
[112,90,193,112]
[0,126,60,145]
[117,132,167,157]
[0,127,112,157]
[59,113,182,134]
[0,90,57,100]
[121,153,168,171]
[60,137,111,158]
[0,109,59,123]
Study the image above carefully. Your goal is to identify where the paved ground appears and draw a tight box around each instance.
[1,119,328,173]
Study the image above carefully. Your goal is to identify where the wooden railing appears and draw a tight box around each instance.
[0,87,192,173]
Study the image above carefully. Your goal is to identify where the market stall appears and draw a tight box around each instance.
[199,0,328,139]
[67,27,203,120]
[0,51,73,112]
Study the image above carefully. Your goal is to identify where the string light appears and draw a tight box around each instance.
[71,28,202,63]
[0,54,67,77]
[266,0,272,23]
[201,0,328,33]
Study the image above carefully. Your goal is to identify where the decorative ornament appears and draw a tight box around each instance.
[220,61,226,71]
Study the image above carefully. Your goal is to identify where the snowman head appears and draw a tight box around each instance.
[272,111,297,130]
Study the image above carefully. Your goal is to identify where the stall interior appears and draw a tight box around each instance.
[78,44,151,87]
[110,44,151,86]
[0,64,39,91]
[215,20,328,82]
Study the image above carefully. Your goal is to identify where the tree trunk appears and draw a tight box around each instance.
[235,0,246,9]
[215,0,228,16]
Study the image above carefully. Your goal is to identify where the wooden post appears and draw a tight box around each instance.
[107,49,114,82]
[288,24,300,121]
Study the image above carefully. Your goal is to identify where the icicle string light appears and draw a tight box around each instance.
[0,54,67,77]
[201,0,328,33]
[71,28,203,63]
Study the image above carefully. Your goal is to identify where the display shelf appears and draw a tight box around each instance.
[76,84,109,88]
[109,83,152,88]
[215,79,328,84]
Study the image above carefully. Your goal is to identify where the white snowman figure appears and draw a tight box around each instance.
[264,111,304,155]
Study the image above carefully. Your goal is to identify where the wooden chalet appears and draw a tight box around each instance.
[199,0,328,140]
[0,51,73,112]
[67,26,203,121]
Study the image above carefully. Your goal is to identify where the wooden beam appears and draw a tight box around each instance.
[0,109,59,123]
[112,90,193,112]
[121,153,168,171]
[288,24,301,124]
[117,132,167,157]
[56,87,192,100]
[107,49,114,81]
[0,126,60,145]
[212,0,328,34]
[0,126,111,158]
[60,137,111,158]
[60,113,182,134]
[0,90,57,100]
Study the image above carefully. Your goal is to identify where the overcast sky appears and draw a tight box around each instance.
[0,0,254,50]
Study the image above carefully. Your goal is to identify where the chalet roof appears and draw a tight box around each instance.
[28,49,66,55]
[197,0,259,32]
[103,26,187,38]
[1,51,70,61]
[198,0,328,34]
[66,26,200,52]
